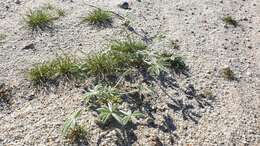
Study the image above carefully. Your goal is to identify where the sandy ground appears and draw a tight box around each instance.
[0,0,260,145]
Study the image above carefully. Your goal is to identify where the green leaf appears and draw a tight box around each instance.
[62,110,81,136]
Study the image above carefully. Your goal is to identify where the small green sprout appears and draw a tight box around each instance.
[62,110,88,144]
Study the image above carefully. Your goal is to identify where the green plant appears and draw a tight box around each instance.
[120,110,143,126]
[84,84,122,106]
[24,9,53,30]
[82,8,112,26]
[222,16,238,27]
[52,56,77,76]
[82,52,126,77]
[111,40,146,53]
[222,67,235,80]
[28,63,56,83]
[169,56,187,72]
[110,39,147,66]
[62,110,82,136]
[28,56,78,84]
[97,103,121,124]
[97,103,143,126]
[62,110,88,143]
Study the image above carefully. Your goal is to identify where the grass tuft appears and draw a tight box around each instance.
[28,56,77,84]
[222,16,238,27]
[82,52,121,77]
[82,9,112,26]
[24,9,53,30]
[110,40,146,53]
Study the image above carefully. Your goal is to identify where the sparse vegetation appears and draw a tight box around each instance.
[222,16,238,27]
[82,8,112,26]
[222,67,235,80]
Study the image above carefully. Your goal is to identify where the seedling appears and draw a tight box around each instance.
[222,67,235,80]
[62,110,88,144]
[24,9,53,30]
[82,8,112,26]
[222,16,238,27]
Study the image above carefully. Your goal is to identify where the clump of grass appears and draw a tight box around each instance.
[222,67,235,80]
[82,52,122,77]
[28,56,77,84]
[110,40,146,53]
[82,8,112,26]
[24,4,65,30]
[110,39,147,66]
[222,16,238,27]
[24,9,53,30]
[82,39,147,78]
